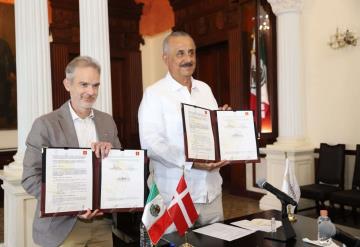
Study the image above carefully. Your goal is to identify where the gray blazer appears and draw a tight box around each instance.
[22,101,121,247]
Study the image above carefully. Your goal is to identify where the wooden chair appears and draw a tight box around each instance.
[300,143,345,213]
[330,145,360,224]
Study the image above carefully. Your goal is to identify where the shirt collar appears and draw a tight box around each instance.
[166,72,198,92]
[68,102,94,121]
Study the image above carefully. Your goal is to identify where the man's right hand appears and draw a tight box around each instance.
[91,142,112,159]
[193,160,230,171]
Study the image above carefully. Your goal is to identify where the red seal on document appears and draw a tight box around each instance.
[83,150,87,155]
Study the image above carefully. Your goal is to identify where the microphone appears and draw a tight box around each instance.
[256,179,297,206]
[319,220,360,247]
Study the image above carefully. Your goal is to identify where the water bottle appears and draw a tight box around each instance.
[139,222,152,247]
[317,210,332,246]
[270,217,276,233]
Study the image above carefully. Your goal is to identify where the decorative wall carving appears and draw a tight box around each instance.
[215,11,225,30]
[267,0,303,15]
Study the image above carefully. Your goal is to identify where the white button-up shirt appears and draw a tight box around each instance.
[69,103,98,147]
[138,72,221,205]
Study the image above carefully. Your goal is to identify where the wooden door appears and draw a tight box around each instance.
[195,42,229,106]
[194,42,243,191]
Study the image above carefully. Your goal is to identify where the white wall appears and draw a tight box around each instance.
[303,0,360,149]
[140,30,170,89]
[0,130,17,149]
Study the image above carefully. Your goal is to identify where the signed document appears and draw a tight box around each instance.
[193,223,254,241]
[217,111,258,161]
[44,148,93,215]
[41,148,145,217]
[101,149,144,209]
[183,104,216,161]
[182,103,259,162]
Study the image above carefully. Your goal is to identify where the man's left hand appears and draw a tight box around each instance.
[78,209,104,220]
[91,142,112,158]
[193,160,230,171]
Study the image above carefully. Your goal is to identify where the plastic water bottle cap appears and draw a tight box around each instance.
[320,210,328,217]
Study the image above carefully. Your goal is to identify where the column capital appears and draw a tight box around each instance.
[267,0,303,15]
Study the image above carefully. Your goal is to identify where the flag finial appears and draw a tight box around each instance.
[179,231,194,247]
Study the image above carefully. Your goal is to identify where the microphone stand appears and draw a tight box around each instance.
[264,201,296,242]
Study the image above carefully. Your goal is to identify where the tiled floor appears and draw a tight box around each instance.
[222,192,262,220]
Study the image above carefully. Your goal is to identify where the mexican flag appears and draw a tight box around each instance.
[142,183,172,245]
[249,32,272,133]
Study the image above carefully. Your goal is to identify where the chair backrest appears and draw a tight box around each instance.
[317,143,345,188]
[352,144,360,190]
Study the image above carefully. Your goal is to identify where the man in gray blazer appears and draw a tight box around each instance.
[22,56,121,247]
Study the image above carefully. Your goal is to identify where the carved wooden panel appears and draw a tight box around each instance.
[124,51,143,148]
[49,0,143,149]
[228,28,243,109]
[110,51,143,149]
[0,150,15,168]
[50,43,71,109]
[108,0,143,51]
[195,42,229,106]
[50,0,80,44]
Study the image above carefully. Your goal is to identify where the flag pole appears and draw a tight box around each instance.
[285,152,297,222]
[179,231,194,247]
[179,166,195,247]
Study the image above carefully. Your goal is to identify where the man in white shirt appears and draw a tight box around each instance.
[138,31,230,229]
[22,56,121,247]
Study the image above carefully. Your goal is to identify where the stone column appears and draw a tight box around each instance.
[0,0,52,246]
[260,0,314,211]
[269,0,305,145]
[3,0,52,178]
[79,0,112,114]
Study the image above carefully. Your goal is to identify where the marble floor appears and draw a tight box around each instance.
[0,192,261,243]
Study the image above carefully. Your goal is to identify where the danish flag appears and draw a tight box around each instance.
[167,175,199,236]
